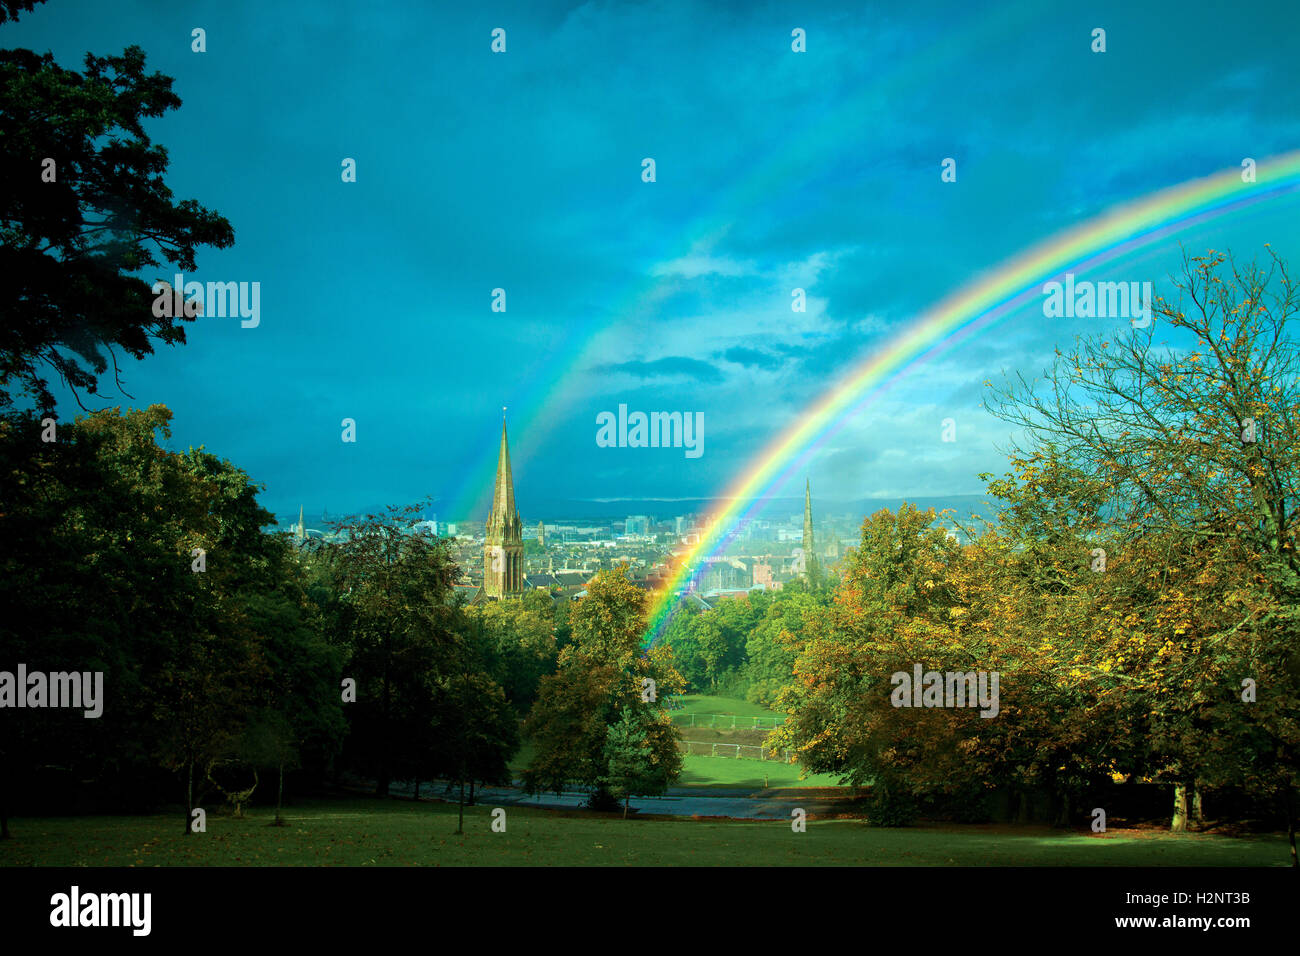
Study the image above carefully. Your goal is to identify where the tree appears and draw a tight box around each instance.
[463,588,557,711]
[241,711,298,827]
[986,247,1300,850]
[658,605,706,689]
[743,591,820,708]
[432,668,519,833]
[0,1,48,24]
[601,708,680,818]
[523,567,684,809]
[325,506,460,797]
[773,505,970,822]
[0,41,233,409]
[0,405,304,834]
[693,615,729,690]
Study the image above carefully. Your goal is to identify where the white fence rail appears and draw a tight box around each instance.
[671,713,786,730]
[678,740,795,761]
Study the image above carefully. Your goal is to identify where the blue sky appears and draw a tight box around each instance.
[10,0,1300,521]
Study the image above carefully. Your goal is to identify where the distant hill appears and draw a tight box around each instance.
[272,494,1004,528]
[505,493,1001,523]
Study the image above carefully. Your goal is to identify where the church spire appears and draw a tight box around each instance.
[296,505,305,544]
[489,417,517,529]
[484,415,524,598]
[801,478,817,579]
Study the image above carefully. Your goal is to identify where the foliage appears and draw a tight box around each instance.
[523,567,685,804]
[0,44,233,409]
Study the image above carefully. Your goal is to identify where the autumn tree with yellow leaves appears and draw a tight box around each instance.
[523,567,685,811]
[987,247,1300,857]
[776,249,1299,862]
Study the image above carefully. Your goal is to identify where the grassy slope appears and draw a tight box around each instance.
[674,694,783,719]
[671,694,846,788]
[0,798,1286,867]
[677,755,845,788]
[510,695,841,788]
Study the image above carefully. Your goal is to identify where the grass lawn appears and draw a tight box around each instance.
[509,695,825,788]
[677,754,847,789]
[0,797,1287,866]
[507,737,536,775]
[674,694,783,719]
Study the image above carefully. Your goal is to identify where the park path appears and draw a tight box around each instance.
[386,779,854,819]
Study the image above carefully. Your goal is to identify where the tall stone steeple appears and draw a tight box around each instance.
[295,505,305,545]
[801,478,818,579]
[484,415,524,599]
[537,520,545,548]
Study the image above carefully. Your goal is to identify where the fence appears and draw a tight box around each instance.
[671,713,786,730]
[679,740,796,761]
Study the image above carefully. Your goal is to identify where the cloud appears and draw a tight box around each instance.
[650,253,756,279]
[593,356,724,383]
[721,347,784,370]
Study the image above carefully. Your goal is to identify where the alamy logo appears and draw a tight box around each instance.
[50,886,151,936]
[152,274,260,328]
[0,665,103,718]
[890,664,999,718]
[1042,274,1152,327]
[596,404,703,458]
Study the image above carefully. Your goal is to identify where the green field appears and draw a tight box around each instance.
[509,695,826,788]
[0,798,1286,866]
[673,694,784,720]
[677,754,846,789]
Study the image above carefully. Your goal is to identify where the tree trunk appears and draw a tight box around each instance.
[1052,790,1071,828]
[378,655,390,797]
[1014,789,1033,824]
[275,761,284,826]
[0,762,10,839]
[624,793,630,819]
[1171,782,1190,832]
[469,779,475,806]
[457,778,465,834]
[1285,789,1298,869]
[1191,785,1204,830]
[183,759,193,836]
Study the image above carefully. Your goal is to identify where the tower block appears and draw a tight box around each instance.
[484,418,525,598]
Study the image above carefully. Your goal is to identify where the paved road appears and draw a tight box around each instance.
[389,779,855,820]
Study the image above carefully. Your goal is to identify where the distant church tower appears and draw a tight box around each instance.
[484,416,525,599]
[295,505,305,545]
[537,520,545,548]
[801,478,818,579]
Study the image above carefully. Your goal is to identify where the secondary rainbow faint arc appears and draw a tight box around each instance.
[641,149,1300,649]
[441,5,1039,524]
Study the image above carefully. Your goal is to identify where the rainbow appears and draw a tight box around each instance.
[440,5,1041,523]
[642,149,1300,649]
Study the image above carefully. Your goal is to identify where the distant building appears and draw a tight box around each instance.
[824,531,841,561]
[483,418,525,599]
[801,478,819,580]
[624,515,649,536]
[453,583,484,605]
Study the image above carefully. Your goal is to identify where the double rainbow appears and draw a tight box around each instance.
[642,149,1300,648]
